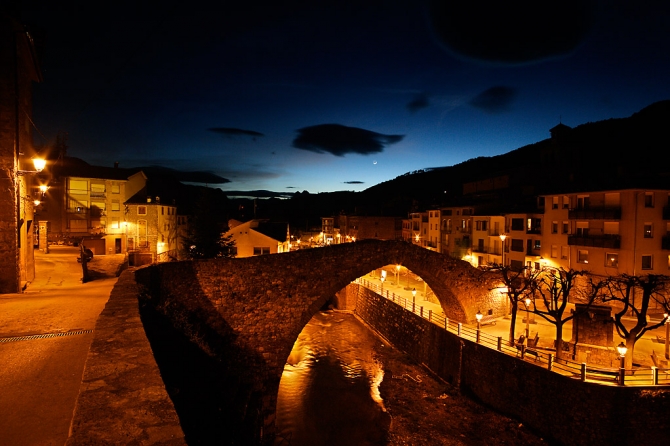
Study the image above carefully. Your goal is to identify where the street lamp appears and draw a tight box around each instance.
[499,233,507,266]
[380,275,385,295]
[412,287,417,304]
[664,312,669,360]
[476,309,483,343]
[395,264,401,286]
[524,297,531,338]
[18,157,46,175]
[617,341,627,386]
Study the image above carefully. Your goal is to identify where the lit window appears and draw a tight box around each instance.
[112,201,120,212]
[644,223,653,238]
[605,253,619,268]
[578,250,589,264]
[642,255,653,270]
[112,184,120,194]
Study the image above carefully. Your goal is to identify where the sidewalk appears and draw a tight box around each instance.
[0,246,125,446]
[365,265,669,368]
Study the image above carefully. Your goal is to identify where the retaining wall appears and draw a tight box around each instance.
[351,283,670,446]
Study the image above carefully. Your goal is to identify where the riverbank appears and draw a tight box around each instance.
[373,340,548,445]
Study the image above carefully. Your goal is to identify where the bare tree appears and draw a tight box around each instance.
[531,268,601,360]
[597,274,670,368]
[484,264,540,346]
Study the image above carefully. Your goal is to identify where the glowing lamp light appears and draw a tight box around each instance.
[39,184,48,193]
[32,158,46,172]
[616,342,627,358]
[525,297,531,307]
[475,310,483,323]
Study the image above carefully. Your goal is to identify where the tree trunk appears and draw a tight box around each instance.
[508,302,518,346]
[624,336,636,370]
[554,321,565,360]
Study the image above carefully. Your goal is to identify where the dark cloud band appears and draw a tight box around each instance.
[293,124,404,157]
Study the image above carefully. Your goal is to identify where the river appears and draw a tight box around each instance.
[275,311,391,445]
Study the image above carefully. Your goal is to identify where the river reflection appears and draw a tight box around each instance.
[275,311,391,446]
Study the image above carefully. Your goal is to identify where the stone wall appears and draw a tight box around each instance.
[350,283,670,446]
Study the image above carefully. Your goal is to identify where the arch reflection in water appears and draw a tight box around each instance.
[275,311,390,446]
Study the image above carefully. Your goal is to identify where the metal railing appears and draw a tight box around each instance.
[354,278,669,387]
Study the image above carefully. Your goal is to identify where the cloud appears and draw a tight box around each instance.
[208,127,265,138]
[428,1,596,64]
[343,181,364,184]
[469,86,517,113]
[406,93,429,113]
[293,124,404,157]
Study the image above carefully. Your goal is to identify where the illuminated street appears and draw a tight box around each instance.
[0,247,123,446]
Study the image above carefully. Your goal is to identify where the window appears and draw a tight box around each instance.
[644,223,653,238]
[68,179,88,195]
[533,240,541,250]
[511,239,524,252]
[511,218,524,231]
[644,192,654,208]
[642,255,653,270]
[138,206,147,215]
[90,183,105,195]
[111,200,120,212]
[112,184,120,194]
[605,253,619,268]
[562,221,569,234]
[552,197,558,209]
[138,220,147,247]
[563,196,569,209]
[604,221,619,234]
[111,217,119,229]
[552,221,558,234]
[551,245,558,258]
[253,247,270,255]
[577,250,589,264]
[576,222,589,237]
[561,246,569,260]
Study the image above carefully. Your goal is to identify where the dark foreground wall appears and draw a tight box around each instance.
[351,284,670,446]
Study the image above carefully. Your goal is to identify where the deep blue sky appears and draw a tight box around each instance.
[19,1,670,195]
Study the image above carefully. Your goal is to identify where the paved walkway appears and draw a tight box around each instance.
[0,247,125,446]
[367,265,670,368]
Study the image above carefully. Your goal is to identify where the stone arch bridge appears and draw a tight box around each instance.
[135,239,502,443]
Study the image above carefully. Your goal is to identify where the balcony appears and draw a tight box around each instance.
[568,207,621,220]
[568,234,621,249]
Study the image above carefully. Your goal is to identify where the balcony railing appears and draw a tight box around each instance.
[568,234,621,248]
[568,207,621,220]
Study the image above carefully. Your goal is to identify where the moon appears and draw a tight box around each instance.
[373,160,377,165]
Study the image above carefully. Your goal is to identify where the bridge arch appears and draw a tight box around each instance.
[136,239,502,443]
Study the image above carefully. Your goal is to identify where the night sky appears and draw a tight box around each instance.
[17,1,670,195]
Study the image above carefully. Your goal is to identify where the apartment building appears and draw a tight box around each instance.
[470,215,506,267]
[503,212,544,271]
[540,189,670,277]
[124,194,178,264]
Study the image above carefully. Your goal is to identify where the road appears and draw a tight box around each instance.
[0,247,124,446]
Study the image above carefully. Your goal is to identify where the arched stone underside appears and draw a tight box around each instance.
[135,240,501,444]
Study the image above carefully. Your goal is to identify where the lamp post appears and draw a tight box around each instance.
[395,264,401,286]
[499,233,507,266]
[412,287,417,312]
[524,297,531,338]
[617,341,627,386]
[664,312,669,360]
[476,309,483,343]
[380,275,385,295]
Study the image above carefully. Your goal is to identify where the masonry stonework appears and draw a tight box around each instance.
[135,240,502,442]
